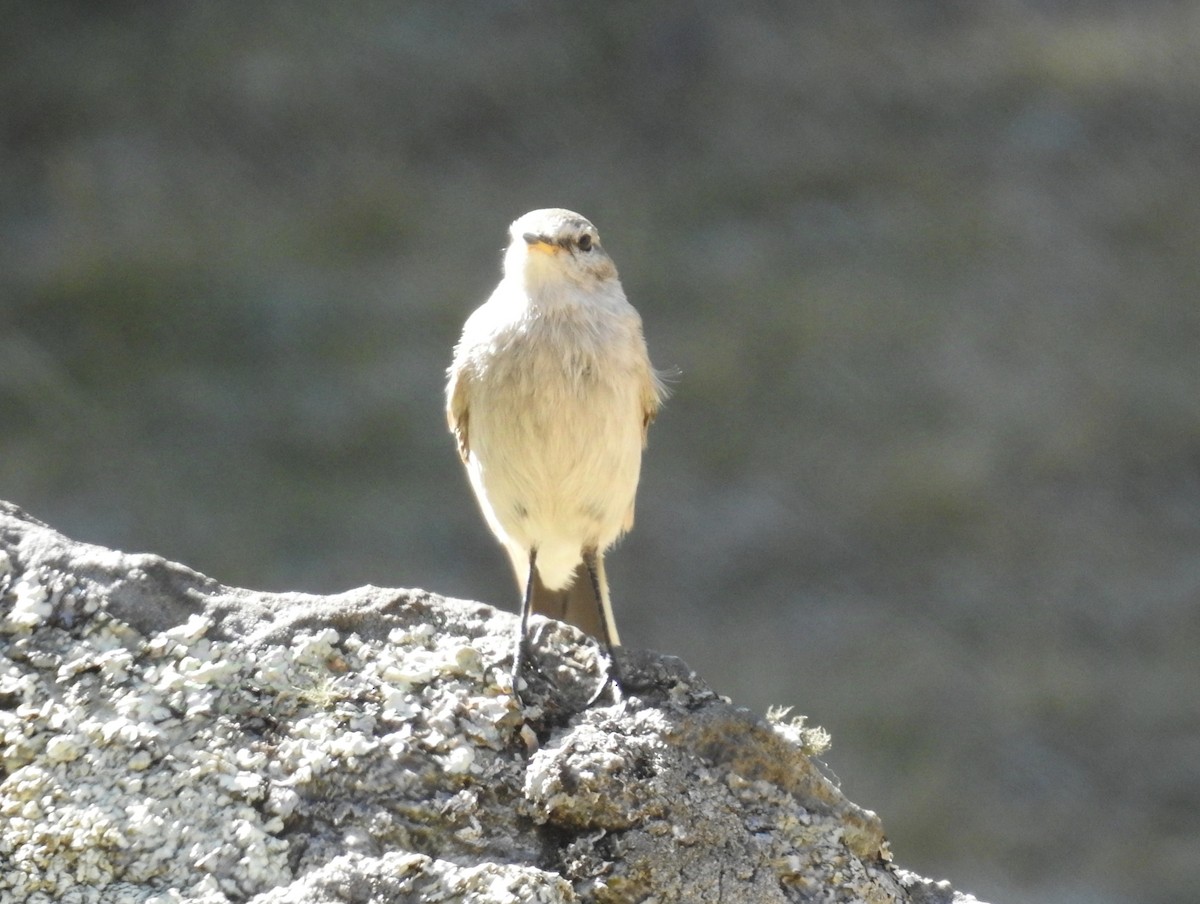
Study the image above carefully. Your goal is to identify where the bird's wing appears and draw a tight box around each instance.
[641,363,670,443]
[446,359,471,461]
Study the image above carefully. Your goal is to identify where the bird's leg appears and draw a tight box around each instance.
[583,548,624,704]
[511,547,538,700]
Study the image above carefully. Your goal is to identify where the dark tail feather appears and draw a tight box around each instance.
[529,558,620,646]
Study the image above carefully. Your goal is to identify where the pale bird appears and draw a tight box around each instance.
[447,208,665,692]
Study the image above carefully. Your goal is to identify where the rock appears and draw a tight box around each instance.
[0,501,989,903]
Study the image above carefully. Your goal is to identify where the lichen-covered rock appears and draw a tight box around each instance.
[0,501,988,903]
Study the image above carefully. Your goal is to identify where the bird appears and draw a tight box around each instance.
[446,208,665,696]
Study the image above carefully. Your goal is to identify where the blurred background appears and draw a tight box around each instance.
[3,3,1198,902]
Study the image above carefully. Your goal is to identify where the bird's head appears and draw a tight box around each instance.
[503,208,618,290]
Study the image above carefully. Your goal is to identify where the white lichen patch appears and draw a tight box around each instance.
[0,556,523,903]
[240,851,578,904]
[766,704,832,757]
[8,573,52,629]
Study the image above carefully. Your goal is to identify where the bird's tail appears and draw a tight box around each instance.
[528,554,621,647]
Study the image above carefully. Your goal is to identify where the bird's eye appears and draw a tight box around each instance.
[577,234,593,251]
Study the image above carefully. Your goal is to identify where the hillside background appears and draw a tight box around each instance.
[3,4,1198,903]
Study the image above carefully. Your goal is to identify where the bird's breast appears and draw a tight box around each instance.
[466,310,645,532]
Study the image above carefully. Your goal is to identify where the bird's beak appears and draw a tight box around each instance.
[522,232,561,254]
